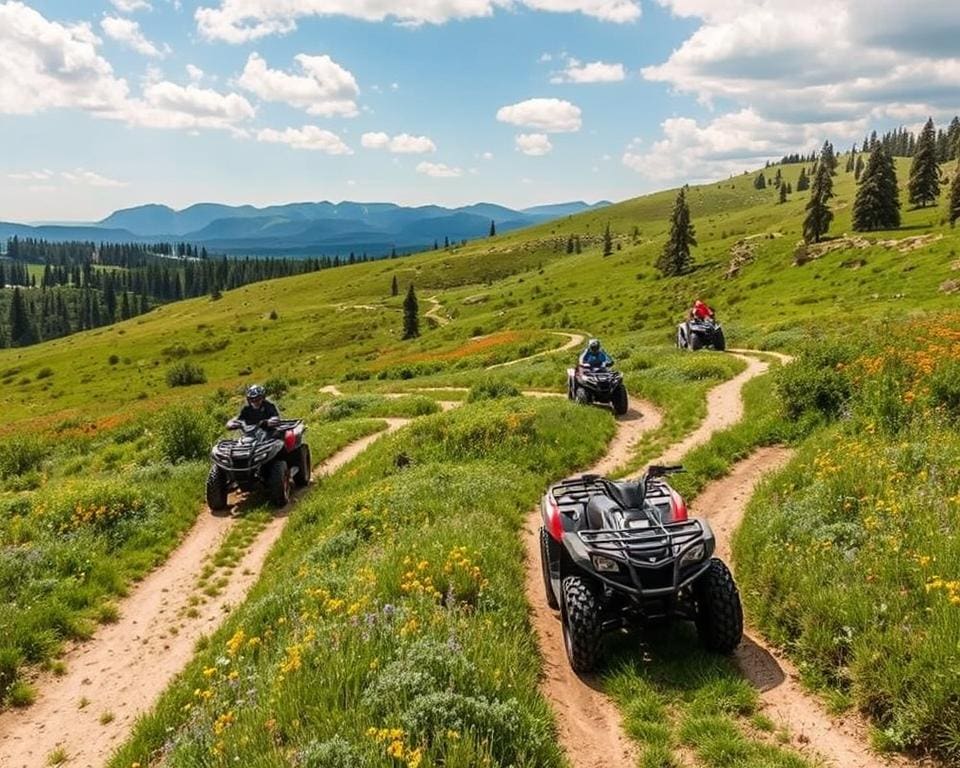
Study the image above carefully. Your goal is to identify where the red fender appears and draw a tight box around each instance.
[284,429,297,452]
[544,495,564,542]
[669,488,688,522]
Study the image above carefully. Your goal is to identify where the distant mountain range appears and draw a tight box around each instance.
[0,199,611,257]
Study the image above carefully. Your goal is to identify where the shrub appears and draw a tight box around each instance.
[33,479,156,535]
[157,407,220,463]
[263,376,297,398]
[776,340,855,421]
[297,736,364,768]
[166,361,206,388]
[928,359,960,418]
[35,367,54,380]
[466,380,521,402]
[0,435,47,479]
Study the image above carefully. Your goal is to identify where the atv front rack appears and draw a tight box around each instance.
[551,474,672,515]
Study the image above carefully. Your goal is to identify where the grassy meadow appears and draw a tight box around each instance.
[1,153,959,764]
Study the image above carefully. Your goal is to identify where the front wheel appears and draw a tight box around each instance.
[561,576,603,673]
[713,329,726,352]
[677,325,687,349]
[206,465,229,511]
[612,384,628,416]
[268,460,291,507]
[574,386,589,405]
[695,559,743,654]
[690,332,705,351]
[293,445,312,488]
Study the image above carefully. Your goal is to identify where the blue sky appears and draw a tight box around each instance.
[1,0,959,222]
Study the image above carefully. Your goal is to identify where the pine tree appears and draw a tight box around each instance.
[574,236,582,254]
[948,116,960,161]
[9,287,35,347]
[391,275,398,296]
[852,146,901,231]
[565,235,574,254]
[656,188,697,276]
[779,183,788,204]
[602,223,613,257]
[803,161,834,243]
[854,154,865,181]
[489,220,496,237]
[908,118,941,207]
[820,141,837,175]
[796,167,810,191]
[949,161,960,227]
[753,172,767,190]
[402,284,419,339]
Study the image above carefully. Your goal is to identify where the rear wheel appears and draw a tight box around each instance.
[714,329,726,352]
[268,460,291,507]
[540,528,560,610]
[612,384,628,416]
[695,559,743,653]
[561,576,603,673]
[293,445,312,488]
[206,465,229,511]
[677,327,687,349]
[690,332,705,351]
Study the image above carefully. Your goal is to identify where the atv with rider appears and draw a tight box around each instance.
[539,465,743,672]
[677,300,725,351]
[568,338,629,416]
[206,418,311,510]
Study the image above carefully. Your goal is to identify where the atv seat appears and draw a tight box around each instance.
[604,480,644,511]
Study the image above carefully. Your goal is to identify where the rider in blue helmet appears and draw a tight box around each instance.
[235,384,280,427]
[579,338,612,369]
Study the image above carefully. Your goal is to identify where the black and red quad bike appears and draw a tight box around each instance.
[206,418,311,511]
[539,465,743,672]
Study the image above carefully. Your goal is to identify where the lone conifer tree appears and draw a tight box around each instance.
[657,188,697,276]
[854,154,865,181]
[852,146,901,231]
[602,223,613,257]
[9,287,34,347]
[391,275,398,296]
[489,220,496,237]
[803,162,834,243]
[753,172,767,190]
[796,167,810,191]
[909,118,941,207]
[779,183,788,204]
[402,284,419,339]
[949,161,960,227]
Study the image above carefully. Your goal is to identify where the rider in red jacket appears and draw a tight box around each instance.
[690,299,714,321]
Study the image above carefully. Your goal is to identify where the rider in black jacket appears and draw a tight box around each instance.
[235,384,280,427]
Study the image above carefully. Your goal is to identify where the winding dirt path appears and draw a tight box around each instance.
[486,332,585,370]
[694,448,910,768]
[425,295,451,326]
[522,402,665,768]
[0,420,410,768]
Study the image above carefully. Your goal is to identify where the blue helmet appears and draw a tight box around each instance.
[588,338,601,353]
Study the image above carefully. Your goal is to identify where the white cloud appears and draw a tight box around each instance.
[621,108,865,183]
[195,0,639,43]
[481,151,494,160]
[8,168,127,188]
[110,0,152,12]
[515,133,553,156]
[118,81,256,132]
[237,52,359,117]
[551,59,625,83]
[186,64,204,82]
[496,98,582,133]
[101,15,168,57]
[361,131,436,153]
[61,168,128,187]
[257,125,352,154]
[539,52,553,62]
[0,2,130,115]
[416,161,462,178]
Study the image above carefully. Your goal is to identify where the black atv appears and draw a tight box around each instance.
[567,362,629,416]
[539,465,743,673]
[206,418,312,511]
[677,316,726,351]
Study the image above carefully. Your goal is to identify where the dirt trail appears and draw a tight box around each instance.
[425,296,450,326]
[0,420,409,768]
[693,447,910,768]
[522,402,664,768]
[486,332,585,370]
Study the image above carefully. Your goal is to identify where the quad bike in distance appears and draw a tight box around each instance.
[539,464,743,672]
[206,417,311,511]
[567,361,629,416]
[677,316,726,351]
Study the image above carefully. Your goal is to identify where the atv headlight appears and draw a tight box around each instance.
[680,543,707,567]
[592,555,620,573]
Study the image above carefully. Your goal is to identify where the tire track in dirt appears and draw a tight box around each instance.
[0,420,410,768]
[486,332,585,370]
[522,349,783,768]
[693,448,912,768]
